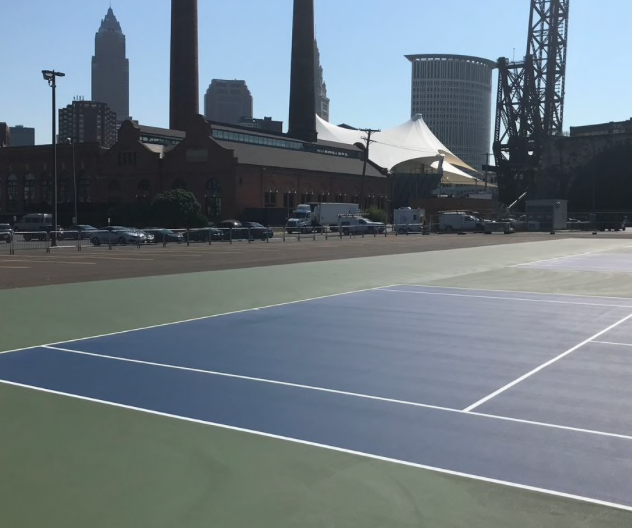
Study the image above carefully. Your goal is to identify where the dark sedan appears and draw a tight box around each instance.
[143,228,184,244]
[187,227,224,242]
[242,222,274,240]
[217,220,273,241]
[65,224,99,240]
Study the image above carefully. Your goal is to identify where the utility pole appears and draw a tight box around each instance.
[360,128,380,207]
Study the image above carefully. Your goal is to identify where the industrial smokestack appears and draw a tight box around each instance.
[287,0,317,143]
[170,0,199,131]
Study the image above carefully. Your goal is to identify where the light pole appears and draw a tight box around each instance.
[67,137,77,225]
[42,69,65,246]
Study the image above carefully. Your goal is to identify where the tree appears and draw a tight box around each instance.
[364,206,388,224]
[150,189,208,228]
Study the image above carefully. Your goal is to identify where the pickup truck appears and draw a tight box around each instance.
[338,216,386,235]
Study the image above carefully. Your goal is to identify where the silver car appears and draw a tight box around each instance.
[90,226,153,246]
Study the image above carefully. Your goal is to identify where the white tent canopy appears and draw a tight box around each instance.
[316,114,480,184]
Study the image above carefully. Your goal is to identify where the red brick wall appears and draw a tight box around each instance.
[0,123,391,223]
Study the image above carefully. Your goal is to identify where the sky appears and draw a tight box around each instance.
[1,0,630,149]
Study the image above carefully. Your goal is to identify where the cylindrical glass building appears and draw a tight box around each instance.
[406,54,496,171]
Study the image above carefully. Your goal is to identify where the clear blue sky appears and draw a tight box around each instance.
[1,0,630,146]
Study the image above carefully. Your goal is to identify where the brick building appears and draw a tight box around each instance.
[0,116,388,225]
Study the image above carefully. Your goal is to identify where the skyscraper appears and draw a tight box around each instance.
[406,54,495,170]
[0,123,9,147]
[204,80,253,125]
[8,125,35,147]
[92,7,129,122]
[314,40,330,122]
[59,99,118,148]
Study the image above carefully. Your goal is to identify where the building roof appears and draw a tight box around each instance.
[214,138,384,178]
[98,7,123,34]
[405,54,497,69]
[138,125,186,140]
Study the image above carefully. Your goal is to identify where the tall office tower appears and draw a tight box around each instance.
[59,99,118,148]
[0,123,9,147]
[406,54,496,170]
[170,0,199,131]
[288,0,317,142]
[314,40,330,122]
[91,7,130,122]
[9,125,35,146]
[204,80,253,124]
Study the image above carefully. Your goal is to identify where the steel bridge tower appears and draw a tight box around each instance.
[493,0,570,206]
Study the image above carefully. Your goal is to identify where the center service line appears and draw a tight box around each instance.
[463,311,632,413]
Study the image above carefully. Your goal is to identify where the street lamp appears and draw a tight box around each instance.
[67,137,78,225]
[42,69,65,246]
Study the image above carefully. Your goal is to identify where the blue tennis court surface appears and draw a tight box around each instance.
[2,285,632,509]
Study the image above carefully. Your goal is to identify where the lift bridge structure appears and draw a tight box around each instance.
[492,0,570,207]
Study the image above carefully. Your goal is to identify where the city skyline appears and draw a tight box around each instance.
[2,0,631,148]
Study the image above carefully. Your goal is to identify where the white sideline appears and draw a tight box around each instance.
[378,287,632,309]
[31,344,632,444]
[0,378,631,514]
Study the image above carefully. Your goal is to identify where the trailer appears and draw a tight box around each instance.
[309,203,361,232]
[393,207,425,233]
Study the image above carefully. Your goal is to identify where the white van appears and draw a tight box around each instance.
[15,213,53,232]
[439,212,483,233]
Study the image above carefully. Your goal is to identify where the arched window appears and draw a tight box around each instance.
[206,178,221,193]
[23,173,36,205]
[60,178,72,203]
[108,179,121,192]
[8,174,18,211]
[41,174,53,204]
[137,179,151,204]
[172,179,187,190]
[78,176,90,203]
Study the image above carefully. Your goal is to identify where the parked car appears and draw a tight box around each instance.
[90,226,152,246]
[188,227,224,242]
[337,216,386,236]
[22,225,65,242]
[65,224,99,240]
[242,222,274,240]
[0,223,13,243]
[216,220,271,241]
[143,228,184,244]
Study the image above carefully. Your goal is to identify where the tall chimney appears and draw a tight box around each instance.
[170,0,199,131]
[287,0,317,143]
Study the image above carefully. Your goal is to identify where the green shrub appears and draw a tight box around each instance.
[364,207,388,224]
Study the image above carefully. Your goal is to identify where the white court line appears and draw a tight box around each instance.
[36,344,632,444]
[463,311,632,412]
[0,258,95,265]
[593,341,632,348]
[378,288,632,309]
[0,378,631,513]
[383,284,632,302]
[508,244,632,268]
[0,284,399,357]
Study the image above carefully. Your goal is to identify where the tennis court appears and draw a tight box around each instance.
[2,237,632,527]
[3,284,632,507]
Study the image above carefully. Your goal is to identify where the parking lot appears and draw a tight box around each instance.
[1,229,630,290]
